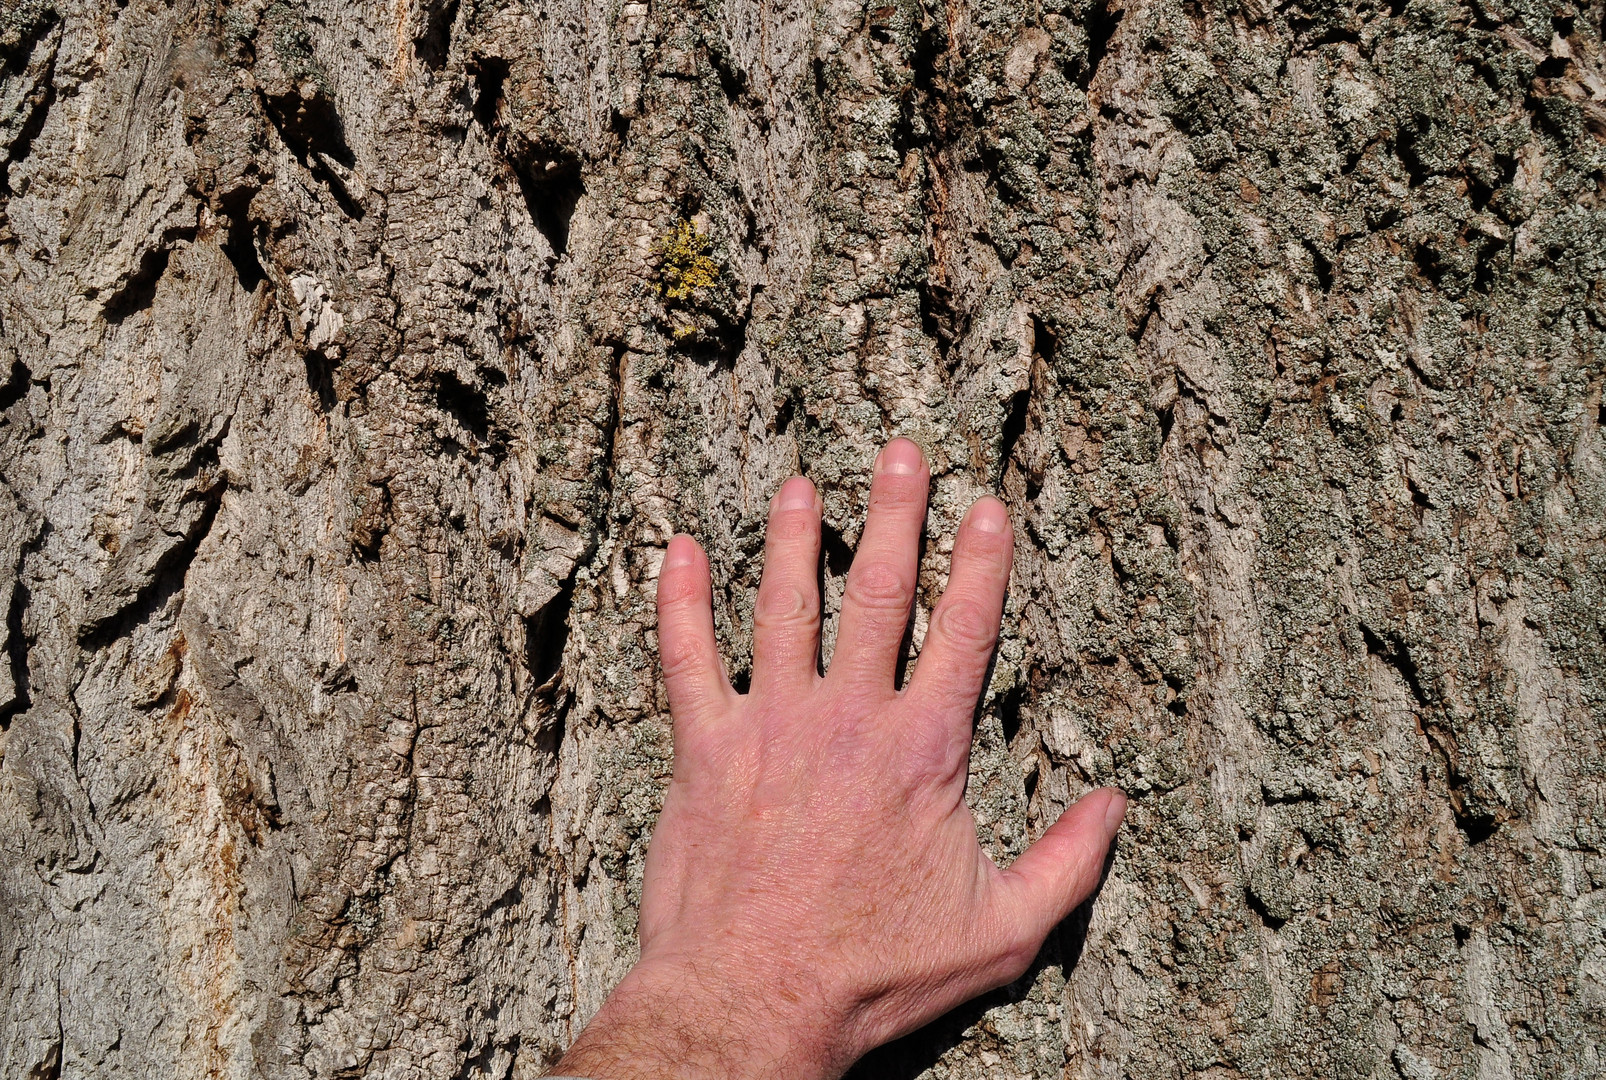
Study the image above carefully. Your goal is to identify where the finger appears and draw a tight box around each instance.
[656,534,733,726]
[906,496,1013,732]
[751,476,823,694]
[828,438,929,691]
[999,788,1126,945]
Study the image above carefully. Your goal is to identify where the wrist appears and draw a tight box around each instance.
[550,952,856,1080]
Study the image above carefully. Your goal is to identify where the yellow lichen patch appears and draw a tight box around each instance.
[655,219,719,302]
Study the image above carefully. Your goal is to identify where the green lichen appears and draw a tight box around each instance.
[223,7,258,46]
[0,0,55,67]
[261,1,330,90]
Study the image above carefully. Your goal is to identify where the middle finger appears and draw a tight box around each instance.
[827,438,930,693]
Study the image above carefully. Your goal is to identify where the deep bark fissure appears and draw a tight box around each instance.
[77,477,226,646]
[258,86,355,172]
[1,54,55,197]
[0,575,29,729]
[1077,0,1125,91]
[304,349,336,412]
[220,220,268,295]
[1244,884,1290,931]
[1360,622,1431,707]
[0,355,29,412]
[0,3,58,81]
[525,581,574,692]
[101,236,191,323]
[507,143,583,258]
[417,0,460,71]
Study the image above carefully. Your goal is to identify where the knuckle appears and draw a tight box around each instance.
[930,597,996,652]
[845,561,913,611]
[897,724,966,787]
[753,583,814,629]
[659,634,713,683]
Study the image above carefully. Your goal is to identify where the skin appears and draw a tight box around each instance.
[551,438,1126,1080]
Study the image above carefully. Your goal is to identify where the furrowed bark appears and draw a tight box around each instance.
[1,0,1604,1077]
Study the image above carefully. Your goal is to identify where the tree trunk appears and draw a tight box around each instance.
[3,0,1604,1076]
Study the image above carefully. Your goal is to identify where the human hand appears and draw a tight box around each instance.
[551,438,1126,1080]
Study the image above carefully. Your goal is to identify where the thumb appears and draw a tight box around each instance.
[1001,787,1126,942]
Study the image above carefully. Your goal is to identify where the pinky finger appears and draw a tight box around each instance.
[656,534,734,726]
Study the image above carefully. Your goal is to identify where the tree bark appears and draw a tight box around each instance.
[2,0,1605,1076]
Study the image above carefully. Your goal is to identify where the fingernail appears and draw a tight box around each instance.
[665,535,697,568]
[775,476,817,512]
[1103,789,1128,836]
[968,497,1009,533]
[878,438,925,476]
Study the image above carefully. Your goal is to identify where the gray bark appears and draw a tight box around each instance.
[2,0,1605,1076]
